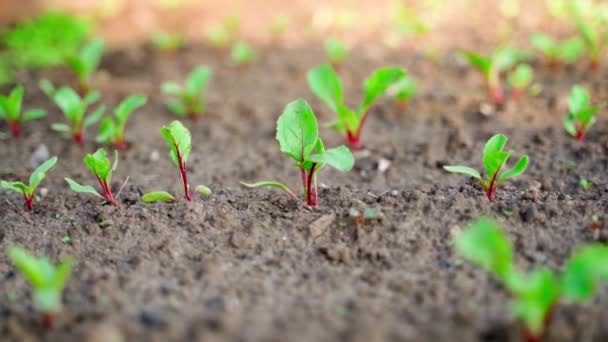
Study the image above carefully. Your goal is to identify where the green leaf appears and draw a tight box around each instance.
[568,85,590,115]
[492,46,529,72]
[83,91,100,106]
[22,109,47,122]
[240,181,296,198]
[161,82,183,96]
[230,41,256,65]
[51,259,73,290]
[359,67,406,114]
[8,247,46,288]
[83,105,105,128]
[39,79,56,98]
[307,145,354,172]
[195,185,212,196]
[84,148,112,182]
[51,123,71,133]
[65,55,86,77]
[483,134,509,179]
[507,64,534,89]
[114,95,146,125]
[53,86,82,121]
[325,37,348,64]
[276,99,319,162]
[29,156,58,190]
[576,20,598,52]
[562,244,608,301]
[97,117,116,143]
[498,155,529,184]
[577,107,599,126]
[9,85,24,116]
[307,64,343,113]
[166,100,187,116]
[531,33,557,56]
[563,113,577,136]
[389,75,418,102]
[160,120,192,166]
[142,191,175,203]
[443,165,482,180]
[455,217,514,281]
[512,269,560,338]
[80,39,104,76]
[336,104,359,133]
[461,51,492,76]
[64,177,102,198]
[559,37,585,63]
[185,66,212,94]
[1,180,28,194]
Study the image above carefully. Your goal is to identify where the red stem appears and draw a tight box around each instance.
[73,131,83,145]
[548,59,560,71]
[512,88,524,102]
[305,164,318,206]
[575,126,585,141]
[9,120,20,138]
[345,109,369,150]
[95,175,118,207]
[489,82,504,108]
[589,59,600,72]
[24,193,33,211]
[42,312,55,330]
[114,137,127,150]
[483,169,500,202]
[175,149,191,201]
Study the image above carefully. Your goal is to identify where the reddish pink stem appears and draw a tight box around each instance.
[73,131,83,145]
[489,83,504,107]
[95,175,118,207]
[590,59,600,71]
[42,312,55,330]
[9,120,20,138]
[305,164,318,206]
[23,193,33,211]
[512,88,524,102]
[114,137,127,150]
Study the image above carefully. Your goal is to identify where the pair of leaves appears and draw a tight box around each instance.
[531,33,585,63]
[97,95,147,144]
[443,134,528,193]
[507,64,534,90]
[8,246,73,313]
[65,39,104,81]
[51,86,105,133]
[307,64,405,134]
[564,85,599,136]
[1,156,58,197]
[277,99,354,172]
[461,47,529,77]
[162,66,211,117]
[161,120,192,167]
[456,217,608,336]
[65,148,118,199]
[0,86,47,123]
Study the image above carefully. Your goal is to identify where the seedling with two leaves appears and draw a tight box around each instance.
[0,85,46,138]
[8,246,73,329]
[65,148,124,207]
[141,121,211,203]
[531,33,584,69]
[325,37,348,68]
[162,66,212,119]
[97,95,147,149]
[443,134,528,201]
[307,64,406,149]
[456,217,608,342]
[50,86,105,144]
[386,74,418,111]
[206,16,241,49]
[507,64,534,101]
[564,85,600,141]
[231,41,256,66]
[1,156,57,211]
[574,12,607,71]
[65,39,104,94]
[151,32,184,53]
[241,99,354,207]
[460,47,528,107]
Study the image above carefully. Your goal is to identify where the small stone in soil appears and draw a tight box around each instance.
[140,310,167,327]
[29,144,49,168]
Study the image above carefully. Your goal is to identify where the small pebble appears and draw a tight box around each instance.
[140,310,167,327]
[29,144,49,168]
[149,150,160,162]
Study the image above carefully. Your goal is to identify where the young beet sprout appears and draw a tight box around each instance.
[64,39,104,94]
[0,156,57,211]
[531,33,584,70]
[564,85,600,141]
[507,64,534,101]
[162,66,212,119]
[64,148,122,206]
[0,85,47,138]
[161,120,194,201]
[443,134,528,201]
[97,94,147,149]
[241,99,354,207]
[50,86,105,144]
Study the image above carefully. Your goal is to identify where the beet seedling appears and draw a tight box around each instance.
[531,33,584,69]
[65,39,104,94]
[64,148,121,206]
[231,41,256,66]
[443,134,528,201]
[241,99,354,207]
[325,37,348,68]
[307,64,406,149]
[386,74,418,111]
[151,31,184,53]
[97,94,147,149]
[0,85,47,138]
[162,66,212,119]
[50,86,105,144]
[1,156,57,211]
[161,120,194,201]
[564,85,599,141]
[507,64,534,101]
[456,217,608,342]
[8,246,73,329]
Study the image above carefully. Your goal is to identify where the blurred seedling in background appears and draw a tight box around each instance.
[456,217,608,342]
[162,66,212,119]
[507,64,534,101]
[206,15,241,50]
[8,246,73,329]
[65,39,104,94]
[65,148,123,207]
[307,64,405,149]
[231,41,256,66]
[531,33,584,69]
[1,157,57,211]
[460,47,528,107]
[50,86,105,144]
[97,95,147,150]
[569,0,608,71]
[580,178,592,190]
[386,74,418,111]
[443,134,528,201]
[151,31,184,53]
[324,37,348,69]
[563,85,599,141]
[270,13,290,41]
[0,85,47,138]
[241,99,354,207]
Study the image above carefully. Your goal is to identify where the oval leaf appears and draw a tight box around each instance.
[141,191,175,203]
[276,99,318,162]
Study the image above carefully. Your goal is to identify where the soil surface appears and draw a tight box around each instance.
[1,41,608,342]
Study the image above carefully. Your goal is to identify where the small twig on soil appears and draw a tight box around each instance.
[367,190,390,199]
[116,176,130,200]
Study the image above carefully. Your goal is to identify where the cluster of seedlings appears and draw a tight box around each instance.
[1,3,607,340]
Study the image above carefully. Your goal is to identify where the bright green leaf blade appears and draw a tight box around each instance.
[492,46,528,71]
[83,91,100,106]
[39,79,56,98]
[276,99,319,162]
[52,259,73,290]
[141,191,176,203]
[498,155,528,184]
[9,85,24,115]
[166,100,187,116]
[568,85,590,115]
[29,156,58,190]
[51,123,71,133]
[461,51,492,76]
[240,181,295,197]
[559,37,585,63]
[531,33,557,56]
[360,67,406,114]
[512,269,560,338]
[83,105,105,128]
[8,247,46,288]
[161,82,183,96]
[507,64,533,89]
[65,55,86,77]
[64,177,102,198]
[53,87,82,119]
[81,39,104,75]
[185,66,212,94]
[483,134,509,178]
[195,185,212,196]
[578,107,599,126]
[562,244,608,302]
[455,217,514,281]
[22,109,47,122]
[114,94,147,125]
[307,64,343,113]
[389,75,418,102]
[160,120,192,165]
[325,37,348,64]
[443,165,482,180]
[1,180,28,194]
[336,104,359,132]
[307,145,354,172]
[97,117,116,143]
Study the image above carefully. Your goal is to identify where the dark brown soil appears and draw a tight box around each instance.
[1,42,608,342]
